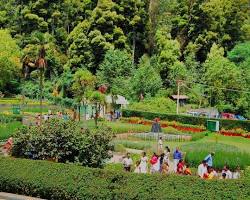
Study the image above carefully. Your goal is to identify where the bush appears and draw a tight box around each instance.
[182,143,250,170]
[122,109,250,131]
[0,157,249,200]
[12,119,113,168]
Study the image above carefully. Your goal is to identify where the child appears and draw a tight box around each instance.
[207,166,215,179]
[177,159,185,174]
[184,164,192,175]
[122,153,133,172]
[134,161,141,173]
[150,153,159,174]
[232,166,241,179]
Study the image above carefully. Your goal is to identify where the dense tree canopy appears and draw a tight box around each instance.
[0,0,250,116]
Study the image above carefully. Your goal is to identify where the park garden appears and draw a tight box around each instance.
[1,0,250,199]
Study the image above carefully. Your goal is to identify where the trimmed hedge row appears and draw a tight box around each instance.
[0,157,250,200]
[122,109,250,131]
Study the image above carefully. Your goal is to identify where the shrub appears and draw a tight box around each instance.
[0,157,249,200]
[122,109,250,131]
[12,119,113,168]
[182,143,250,170]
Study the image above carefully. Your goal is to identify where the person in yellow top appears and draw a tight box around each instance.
[207,166,215,179]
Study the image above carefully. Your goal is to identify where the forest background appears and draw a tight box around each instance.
[0,0,250,117]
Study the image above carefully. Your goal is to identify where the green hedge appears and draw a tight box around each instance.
[122,109,250,131]
[0,157,250,200]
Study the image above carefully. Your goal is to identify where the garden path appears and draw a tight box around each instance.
[0,192,44,200]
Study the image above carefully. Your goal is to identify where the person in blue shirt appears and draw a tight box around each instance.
[204,152,215,167]
[173,147,182,172]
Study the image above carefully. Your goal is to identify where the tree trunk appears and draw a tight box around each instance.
[95,103,98,128]
[132,31,136,64]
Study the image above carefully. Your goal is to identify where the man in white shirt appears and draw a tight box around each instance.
[197,160,208,178]
[122,153,133,172]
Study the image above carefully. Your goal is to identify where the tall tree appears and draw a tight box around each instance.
[0,30,21,93]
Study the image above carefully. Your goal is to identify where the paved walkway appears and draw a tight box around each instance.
[0,193,44,200]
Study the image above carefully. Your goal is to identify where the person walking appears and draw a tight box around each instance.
[173,147,182,172]
[140,152,148,173]
[150,153,159,174]
[164,146,171,165]
[204,152,215,167]
[122,153,133,172]
[158,137,163,153]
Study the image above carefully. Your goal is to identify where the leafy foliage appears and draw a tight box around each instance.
[128,97,176,113]
[131,56,162,99]
[12,119,113,168]
[0,157,249,200]
[0,30,21,93]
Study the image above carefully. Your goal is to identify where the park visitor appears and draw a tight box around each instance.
[140,152,148,173]
[134,161,141,173]
[221,165,232,179]
[173,147,182,172]
[158,136,163,153]
[204,152,215,167]
[159,153,165,172]
[150,153,159,173]
[177,159,185,174]
[232,166,241,179]
[198,160,208,178]
[163,146,171,165]
[206,166,215,179]
[122,153,133,172]
[184,163,192,175]
[2,137,13,156]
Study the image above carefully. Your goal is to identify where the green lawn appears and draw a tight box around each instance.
[198,133,250,153]
[0,121,23,140]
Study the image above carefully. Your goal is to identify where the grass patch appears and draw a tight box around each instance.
[182,142,250,170]
[0,121,23,140]
[114,140,151,151]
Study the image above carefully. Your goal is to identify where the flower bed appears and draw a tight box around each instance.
[219,129,250,139]
[121,117,205,133]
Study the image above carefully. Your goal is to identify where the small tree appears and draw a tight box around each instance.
[97,49,134,110]
[89,91,105,127]
[72,69,96,121]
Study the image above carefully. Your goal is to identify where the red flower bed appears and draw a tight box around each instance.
[125,118,205,133]
[219,130,250,139]
[173,126,204,133]
[220,131,243,137]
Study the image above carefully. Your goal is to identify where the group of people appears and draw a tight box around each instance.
[122,146,190,175]
[122,147,241,180]
[197,154,241,180]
